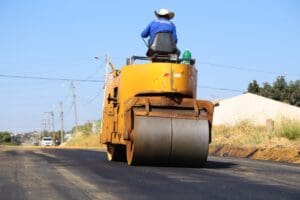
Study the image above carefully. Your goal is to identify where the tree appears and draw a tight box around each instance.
[288,80,300,106]
[272,76,288,102]
[246,76,300,107]
[247,80,260,94]
[0,132,12,143]
[260,82,273,98]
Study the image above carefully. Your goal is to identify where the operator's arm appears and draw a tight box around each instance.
[141,21,152,38]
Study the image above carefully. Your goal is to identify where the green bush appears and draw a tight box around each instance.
[275,119,300,140]
[0,132,12,143]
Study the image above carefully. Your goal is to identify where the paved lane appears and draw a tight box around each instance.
[0,146,299,200]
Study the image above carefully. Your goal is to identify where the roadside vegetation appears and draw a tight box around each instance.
[0,132,12,143]
[211,119,300,163]
[212,118,300,148]
[64,132,101,147]
[0,131,21,145]
[275,119,300,140]
[64,120,104,148]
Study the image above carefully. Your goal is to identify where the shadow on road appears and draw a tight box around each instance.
[24,148,238,170]
[204,160,237,169]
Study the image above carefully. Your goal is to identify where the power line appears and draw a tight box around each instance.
[0,69,244,95]
[0,73,244,93]
[198,61,300,77]
[84,89,103,106]
[82,85,242,105]
[0,73,104,82]
[198,85,244,92]
[84,59,106,80]
[65,103,74,116]
[83,57,106,106]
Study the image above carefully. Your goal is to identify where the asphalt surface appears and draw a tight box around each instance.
[0,146,299,200]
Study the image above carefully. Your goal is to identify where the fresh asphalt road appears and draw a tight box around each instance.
[0,146,299,200]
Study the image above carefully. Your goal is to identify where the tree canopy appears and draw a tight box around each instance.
[0,132,12,143]
[247,76,300,107]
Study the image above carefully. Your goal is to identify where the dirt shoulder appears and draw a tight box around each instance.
[209,144,300,164]
[211,120,300,164]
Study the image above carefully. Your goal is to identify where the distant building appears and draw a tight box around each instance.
[213,93,300,125]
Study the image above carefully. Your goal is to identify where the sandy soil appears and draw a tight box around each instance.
[209,144,300,164]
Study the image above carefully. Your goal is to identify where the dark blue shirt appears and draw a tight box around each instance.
[141,18,177,45]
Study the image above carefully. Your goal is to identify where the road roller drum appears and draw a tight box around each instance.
[126,116,209,167]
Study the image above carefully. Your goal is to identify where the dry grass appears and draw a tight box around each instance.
[212,119,300,148]
[64,132,104,148]
[212,119,300,163]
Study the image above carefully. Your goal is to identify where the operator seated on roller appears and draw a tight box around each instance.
[141,8,180,57]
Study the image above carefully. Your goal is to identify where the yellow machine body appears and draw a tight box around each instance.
[100,61,214,166]
[120,62,197,100]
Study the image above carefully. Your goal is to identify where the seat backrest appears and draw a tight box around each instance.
[149,32,177,54]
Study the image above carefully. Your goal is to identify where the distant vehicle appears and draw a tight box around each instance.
[40,137,53,146]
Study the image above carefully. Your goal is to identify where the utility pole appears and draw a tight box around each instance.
[95,55,114,134]
[71,81,78,133]
[51,112,55,133]
[98,55,110,134]
[43,117,49,132]
[45,112,54,132]
[59,101,64,143]
[41,119,47,138]
[47,115,51,131]
[45,111,55,140]
[51,112,55,141]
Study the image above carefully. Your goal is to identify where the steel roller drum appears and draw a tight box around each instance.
[127,116,209,167]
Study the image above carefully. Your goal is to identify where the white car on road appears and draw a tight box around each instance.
[40,137,53,146]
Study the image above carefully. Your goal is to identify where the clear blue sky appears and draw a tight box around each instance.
[0,0,299,133]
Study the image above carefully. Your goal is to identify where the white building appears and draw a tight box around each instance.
[213,93,300,125]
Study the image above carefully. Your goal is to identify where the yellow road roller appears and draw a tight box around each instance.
[100,32,214,167]
[100,56,214,167]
